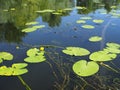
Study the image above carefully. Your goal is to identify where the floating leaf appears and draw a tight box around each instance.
[73,60,99,77]
[10,8,16,11]
[76,20,86,24]
[27,48,39,57]
[24,55,46,63]
[0,52,13,60]
[52,12,61,15]
[32,25,45,29]
[0,63,28,76]
[64,8,73,11]
[93,19,104,24]
[106,42,120,49]
[80,17,92,20]
[89,51,117,61]
[62,47,90,56]
[76,6,87,9]
[25,22,39,25]
[22,28,36,33]
[12,63,28,69]
[103,47,120,54]
[12,68,28,76]
[81,25,95,29]
[89,36,102,42]
[35,9,55,13]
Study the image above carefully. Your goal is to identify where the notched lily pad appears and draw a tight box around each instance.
[106,42,120,49]
[81,25,95,29]
[89,51,117,61]
[0,52,13,61]
[89,36,102,42]
[62,47,90,56]
[73,60,99,77]
[12,63,28,69]
[27,48,39,57]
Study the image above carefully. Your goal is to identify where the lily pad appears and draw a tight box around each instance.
[89,51,117,61]
[93,19,104,24]
[27,48,39,57]
[12,68,28,76]
[24,55,46,63]
[76,20,86,24]
[81,25,95,29]
[89,36,102,42]
[0,64,28,76]
[0,52,13,61]
[22,28,36,33]
[103,47,120,54]
[106,42,120,49]
[62,47,90,56]
[32,25,45,29]
[80,17,92,20]
[12,63,28,69]
[73,60,99,77]
[25,22,39,25]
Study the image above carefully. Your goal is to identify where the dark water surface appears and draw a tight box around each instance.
[0,0,120,90]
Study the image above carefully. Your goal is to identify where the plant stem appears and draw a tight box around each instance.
[17,76,31,90]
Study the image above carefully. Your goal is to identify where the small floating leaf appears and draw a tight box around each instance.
[27,48,39,57]
[0,52,13,60]
[62,47,90,56]
[25,22,39,25]
[103,47,120,54]
[76,6,87,9]
[110,6,117,9]
[12,63,28,69]
[81,25,95,29]
[80,17,92,20]
[89,36,102,42]
[76,20,86,24]
[22,28,36,33]
[10,8,16,11]
[12,68,28,76]
[64,8,73,11]
[93,19,104,24]
[89,51,117,61]
[73,60,99,77]
[32,25,45,29]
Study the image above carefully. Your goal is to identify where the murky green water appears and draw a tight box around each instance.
[0,0,120,90]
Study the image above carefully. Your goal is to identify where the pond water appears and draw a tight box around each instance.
[0,0,120,90]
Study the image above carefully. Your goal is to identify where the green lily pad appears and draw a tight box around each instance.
[22,27,36,33]
[25,22,39,25]
[0,52,13,61]
[89,51,117,61]
[103,47,120,54]
[106,42,120,49]
[93,19,104,24]
[12,68,28,76]
[81,25,95,29]
[0,65,28,76]
[76,20,86,24]
[35,9,55,13]
[24,55,46,63]
[62,47,90,56]
[89,36,102,42]
[73,60,99,77]
[32,25,45,29]
[27,48,39,57]
[12,63,28,69]
[80,17,92,20]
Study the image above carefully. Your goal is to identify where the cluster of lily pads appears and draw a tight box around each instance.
[21,22,45,33]
[0,47,46,76]
[62,42,120,77]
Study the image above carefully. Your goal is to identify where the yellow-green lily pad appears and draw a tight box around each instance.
[93,19,104,24]
[73,60,99,77]
[89,36,102,42]
[0,52,13,61]
[62,47,90,56]
[81,25,95,29]
[89,51,117,61]
[76,20,86,24]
